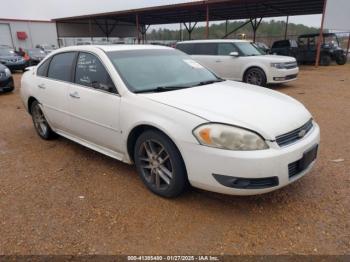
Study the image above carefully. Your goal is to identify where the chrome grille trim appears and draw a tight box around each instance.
[276,119,313,147]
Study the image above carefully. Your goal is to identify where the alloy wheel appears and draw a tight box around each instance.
[138,139,174,190]
[246,70,263,86]
[32,104,48,137]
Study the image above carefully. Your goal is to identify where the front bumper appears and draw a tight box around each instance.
[179,122,320,195]
[268,67,299,84]
[0,76,14,92]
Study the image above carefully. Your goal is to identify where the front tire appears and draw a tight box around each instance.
[244,68,267,87]
[31,101,56,140]
[335,54,347,65]
[134,130,188,198]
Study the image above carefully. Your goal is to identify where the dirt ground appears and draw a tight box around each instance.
[0,65,349,255]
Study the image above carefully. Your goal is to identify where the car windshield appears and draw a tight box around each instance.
[107,49,221,93]
[324,35,339,47]
[235,42,264,56]
[0,49,16,56]
[28,49,45,56]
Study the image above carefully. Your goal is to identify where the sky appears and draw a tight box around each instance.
[0,0,322,28]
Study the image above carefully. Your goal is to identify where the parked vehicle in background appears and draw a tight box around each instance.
[27,48,47,65]
[176,40,298,87]
[36,44,56,55]
[271,33,347,66]
[270,39,299,58]
[0,48,27,72]
[0,63,14,92]
[20,45,319,198]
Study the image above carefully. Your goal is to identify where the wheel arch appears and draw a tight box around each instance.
[243,65,267,82]
[126,124,184,165]
[27,96,38,115]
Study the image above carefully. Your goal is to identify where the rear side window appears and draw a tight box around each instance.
[192,43,217,55]
[47,52,76,82]
[75,52,117,94]
[37,58,51,77]
[176,43,195,55]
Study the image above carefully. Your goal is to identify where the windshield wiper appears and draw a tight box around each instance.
[134,85,191,94]
[191,78,225,87]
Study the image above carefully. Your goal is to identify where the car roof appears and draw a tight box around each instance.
[177,39,250,44]
[298,33,336,38]
[55,44,172,53]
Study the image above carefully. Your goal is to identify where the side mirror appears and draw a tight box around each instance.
[229,51,239,57]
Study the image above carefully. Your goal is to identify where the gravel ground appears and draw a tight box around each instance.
[0,65,349,255]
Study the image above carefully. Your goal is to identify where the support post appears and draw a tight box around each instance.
[105,19,109,41]
[89,19,93,42]
[180,23,182,41]
[250,17,262,42]
[183,22,197,40]
[315,0,328,67]
[225,20,228,36]
[284,16,289,40]
[136,14,140,44]
[347,33,350,57]
[205,5,210,39]
[222,19,250,39]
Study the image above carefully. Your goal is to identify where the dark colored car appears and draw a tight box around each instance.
[0,63,14,92]
[271,33,347,66]
[27,48,47,66]
[0,48,27,72]
[270,39,298,58]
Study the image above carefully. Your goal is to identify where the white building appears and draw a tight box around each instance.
[0,19,58,50]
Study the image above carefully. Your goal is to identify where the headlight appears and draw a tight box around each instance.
[271,62,285,69]
[193,123,269,151]
[4,68,11,77]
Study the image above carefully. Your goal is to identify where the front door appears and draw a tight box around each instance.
[67,52,121,153]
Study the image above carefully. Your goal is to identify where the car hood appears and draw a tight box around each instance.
[141,81,311,140]
[250,55,296,63]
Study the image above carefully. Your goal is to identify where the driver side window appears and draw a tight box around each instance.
[75,52,117,94]
[217,43,238,56]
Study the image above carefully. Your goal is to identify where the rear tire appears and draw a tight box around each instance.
[320,54,331,66]
[134,130,188,198]
[335,54,347,65]
[31,100,57,140]
[244,68,267,87]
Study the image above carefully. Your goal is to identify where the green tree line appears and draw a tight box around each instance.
[147,19,320,41]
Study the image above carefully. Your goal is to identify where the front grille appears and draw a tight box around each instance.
[284,62,298,69]
[276,119,313,147]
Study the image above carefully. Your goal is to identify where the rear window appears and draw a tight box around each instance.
[47,52,76,82]
[272,40,290,48]
[177,43,217,55]
[176,43,195,55]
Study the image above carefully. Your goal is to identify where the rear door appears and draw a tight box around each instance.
[67,52,122,153]
[35,52,77,132]
[190,43,219,74]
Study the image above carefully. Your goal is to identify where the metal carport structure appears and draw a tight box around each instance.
[53,0,326,65]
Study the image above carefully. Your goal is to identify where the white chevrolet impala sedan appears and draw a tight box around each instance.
[20,45,320,198]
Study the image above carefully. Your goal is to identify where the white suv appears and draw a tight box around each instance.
[176,40,299,86]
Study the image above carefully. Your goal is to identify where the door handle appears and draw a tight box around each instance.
[69,92,80,99]
[215,60,222,63]
[38,84,46,89]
